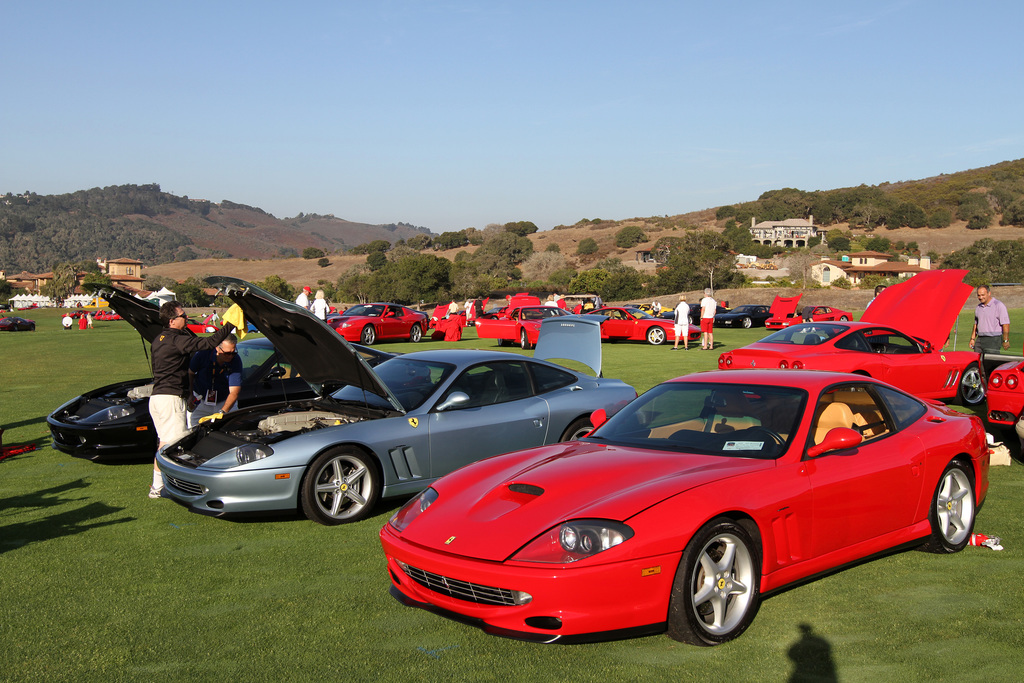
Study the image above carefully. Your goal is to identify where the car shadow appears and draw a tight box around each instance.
[0,480,134,555]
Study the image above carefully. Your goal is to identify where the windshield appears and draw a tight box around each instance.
[588,382,806,459]
[622,307,655,320]
[343,304,385,317]
[332,357,455,412]
[759,323,848,345]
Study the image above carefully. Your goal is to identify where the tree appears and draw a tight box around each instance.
[368,253,453,304]
[503,221,539,237]
[366,251,387,271]
[433,230,469,250]
[42,262,78,303]
[254,275,295,301]
[302,247,326,259]
[576,238,599,256]
[652,231,740,294]
[405,234,433,250]
[81,271,113,288]
[336,265,373,304]
[614,225,648,249]
[545,243,561,253]
[317,257,330,268]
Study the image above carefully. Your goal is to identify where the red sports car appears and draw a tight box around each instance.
[381,369,989,644]
[331,303,429,345]
[765,296,851,330]
[719,270,984,405]
[590,306,699,346]
[0,316,36,331]
[475,306,572,349]
[985,359,1024,430]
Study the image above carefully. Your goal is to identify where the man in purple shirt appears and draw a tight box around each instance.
[969,285,1010,355]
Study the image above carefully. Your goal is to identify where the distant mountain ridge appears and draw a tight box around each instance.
[0,184,431,273]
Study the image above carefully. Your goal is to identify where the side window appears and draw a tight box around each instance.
[529,363,576,394]
[236,345,277,382]
[441,362,533,409]
[875,386,926,429]
[834,332,872,353]
[811,384,891,446]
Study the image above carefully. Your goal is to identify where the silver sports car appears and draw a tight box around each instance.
[156,278,638,525]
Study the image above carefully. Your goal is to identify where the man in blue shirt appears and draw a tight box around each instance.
[187,334,243,429]
[969,285,1010,355]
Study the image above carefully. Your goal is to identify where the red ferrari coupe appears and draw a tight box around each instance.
[590,306,700,345]
[764,296,851,330]
[381,369,988,644]
[475,305,572,349]
[986,360,1024,430]
[331,303,429,345]
[719,270,984,405]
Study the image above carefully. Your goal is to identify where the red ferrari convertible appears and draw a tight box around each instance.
[764,295,851,330]
[331,303,429,345]
[719,270,984,405]
[381,369,988,644]
[475,305,572,349]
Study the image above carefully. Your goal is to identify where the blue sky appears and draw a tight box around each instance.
[3,1,1022,232]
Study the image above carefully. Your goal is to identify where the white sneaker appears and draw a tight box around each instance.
[148,485,163,499]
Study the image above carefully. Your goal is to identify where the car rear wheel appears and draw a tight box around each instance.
[360,325,376,345]
[301,447,381,525]
[921,461,975,553]
[956,363,985,406]
[646,327,666,345]
[667,518,761,646]
[741,317,752,329]
[520,328,532,350]
[839,315,849,321]
[559,417,594,441]
[409,323,422,343]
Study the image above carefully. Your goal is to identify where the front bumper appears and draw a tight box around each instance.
[47,417,155,461]
[156,454,306,515]
[380,524,677,643]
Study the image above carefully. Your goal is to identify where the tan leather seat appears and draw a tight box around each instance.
[814,402,854,444]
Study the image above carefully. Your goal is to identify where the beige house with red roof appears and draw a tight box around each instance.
[812,252,932,287]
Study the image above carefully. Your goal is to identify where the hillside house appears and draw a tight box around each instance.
[749,216,819,248]
[811,253,932,286]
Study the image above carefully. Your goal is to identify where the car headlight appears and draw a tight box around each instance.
[235,443,274,465]
[341,322,352,329]
[511,520,633,563]
[78,404,136,424]
[389,488,438,532]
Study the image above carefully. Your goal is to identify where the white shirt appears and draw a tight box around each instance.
[296,292,310,309]
[700,296,717,319]
[311,298,329,320]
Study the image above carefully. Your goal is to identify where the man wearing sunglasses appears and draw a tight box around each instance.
[148,301,237,498]
[186,334,243,429]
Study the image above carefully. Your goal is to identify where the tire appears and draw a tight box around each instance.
[741,317,752,329]
[956,362,985,406]
[646,327,666,345]
[559,417,593,442]
[921,461,976,553]
[360,325,376,345]
[409,324,422,343]
[839,315,849,321]
[520,328,532,350]
[300,447,381,525]
[667,518,761,646]
[496,338,510,347]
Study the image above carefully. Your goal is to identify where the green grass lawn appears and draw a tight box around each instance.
[2,309,1023,682]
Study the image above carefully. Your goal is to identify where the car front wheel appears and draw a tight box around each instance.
[839,315,849,321]
[741,317,752,329]
[921,461,975,553]
[360,325,376,345]
[667,518,761,645]
[520,328,532,350]
[956,362,985,406]
[301,448,381,525]
[647,327,666,345]
[409,324,422,342]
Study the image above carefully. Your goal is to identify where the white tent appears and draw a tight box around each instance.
[146,287,176,306]
[10,293,52,307]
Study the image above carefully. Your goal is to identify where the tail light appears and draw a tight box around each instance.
[779,360,789,369]
[792,360,804,369]
[990,374,1003,388]
[1008,375,1019,389]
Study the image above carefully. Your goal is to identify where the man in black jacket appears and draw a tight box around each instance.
[148,300,235,498]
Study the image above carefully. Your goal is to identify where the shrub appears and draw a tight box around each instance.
[614,225,648,248]
[576,238,599,256]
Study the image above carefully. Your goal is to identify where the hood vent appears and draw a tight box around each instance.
[507,483,544,497]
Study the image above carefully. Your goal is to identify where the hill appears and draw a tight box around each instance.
[0,184,430,273]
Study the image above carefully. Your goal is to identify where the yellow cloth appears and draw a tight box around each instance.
[198,412,225,424]
[222,304,247,339]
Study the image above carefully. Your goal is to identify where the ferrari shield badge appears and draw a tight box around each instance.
[408,417,419,428]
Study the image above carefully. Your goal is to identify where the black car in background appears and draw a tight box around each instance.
[714,304,772,328]
[47,286,392,462]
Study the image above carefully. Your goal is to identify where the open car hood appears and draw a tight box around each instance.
[207,277,404,412]
[768,294,801,318]
[87,283,167,343]
[534,316,603,376]
[861,269,972,351]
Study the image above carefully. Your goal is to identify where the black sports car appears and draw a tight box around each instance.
[0,316,36,331]
[714,304,772,328]
[47,286,392,462]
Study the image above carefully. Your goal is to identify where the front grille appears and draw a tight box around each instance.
[164,475,206,496]
[400,564,524,606]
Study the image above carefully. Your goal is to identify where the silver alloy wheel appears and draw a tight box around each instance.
[839,315,849,321]
[409,324,422,342]
[647,327,666,345]
[958,365,985,405]
[741,317,752,329]
[934,467,974,546]
[361,325,376,345]
[690,532,756,637]
[312,453,375,521]
[520,328,531,349]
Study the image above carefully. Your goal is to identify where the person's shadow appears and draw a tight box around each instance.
[787,623,838,682]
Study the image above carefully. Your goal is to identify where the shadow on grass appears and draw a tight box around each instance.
[786,623,837,682]
[0,479,134,554]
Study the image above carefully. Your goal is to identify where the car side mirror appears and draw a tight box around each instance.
[806,427,862,458]
[590,408,608,430]
[266,366,287,380]
[436,392,471,412]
